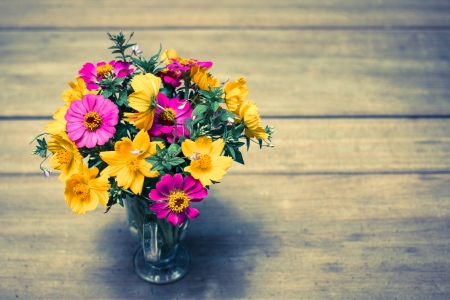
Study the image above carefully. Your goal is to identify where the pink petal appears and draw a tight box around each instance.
[67,125,87,141]
[167,212,178,226]
[185,206,200,219]
[83,94,96,111]
[149,190,168,201]
[66,121,84,132]
[85,131,97,148]
[172,174,183,190]
[95,128,111,145]
[69,100,87,116]
[156,174,174,196]
[149,202,170,216]
[181,175,197,192]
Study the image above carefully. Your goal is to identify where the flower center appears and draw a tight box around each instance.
[168,190,189,213]
[84,111,102,131]
[126,156,139,171]
[197,154,212,170]
[158,108,176,126]
[73,183,90,199]
[56,150,72,165]
[96,64,113,77]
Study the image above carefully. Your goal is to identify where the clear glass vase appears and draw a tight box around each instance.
[124,195,190,284]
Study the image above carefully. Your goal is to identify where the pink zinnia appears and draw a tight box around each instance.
[65,94,119,148]
[167,58,212,73]
[149,174,207,226]
[79,60,134,90]
[149,93,193,143]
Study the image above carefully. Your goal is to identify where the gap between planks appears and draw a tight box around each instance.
[2,25,450,32]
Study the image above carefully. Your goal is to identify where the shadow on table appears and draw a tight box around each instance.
[94,194,275,299]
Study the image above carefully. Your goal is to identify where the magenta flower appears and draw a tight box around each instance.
[158,69,183,88]
[149,174,207,226]
[65,94,119,148]
[149,93,193,143]
[167,58,212,73]
[79,60,134,90]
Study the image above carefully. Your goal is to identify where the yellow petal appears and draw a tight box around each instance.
[133,130,150,152]
[209,139,225,157]
[181,139,199,157]
[195,136,212,154]
[130,172,144,195]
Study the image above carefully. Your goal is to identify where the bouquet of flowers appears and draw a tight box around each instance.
[31,31,274,226]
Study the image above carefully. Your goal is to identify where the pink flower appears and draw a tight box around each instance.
[149,174,207,226]
[149,93,193,143]
[79,60,134,90]
[167,58,212,73]
[157,69,182,88]
[65,94,119,148]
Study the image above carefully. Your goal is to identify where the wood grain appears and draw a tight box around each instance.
[1,31,450,117]
[0,174,449,299]
[3,118,450,174]
[1,0,450,28]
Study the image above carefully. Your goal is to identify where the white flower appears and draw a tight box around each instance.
[131,45,143,55]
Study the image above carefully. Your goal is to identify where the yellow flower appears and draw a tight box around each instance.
[45,105,69,135]
[161,49,180,64]
[62,77,92,104]
[47,78,92,135]
[237,101,268,140]
[48,132,83,181]
[182,136,233,186]
[63,165,109,214]
[123,73,161,131]
[192,71,220,91]
[99,130,162,194]
[224,78,249,113]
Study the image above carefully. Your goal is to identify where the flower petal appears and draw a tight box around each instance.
[185,206,200,219]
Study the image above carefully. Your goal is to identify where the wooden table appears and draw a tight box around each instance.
[1,1,449,299]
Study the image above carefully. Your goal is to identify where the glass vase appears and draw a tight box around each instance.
[124,195,190,284]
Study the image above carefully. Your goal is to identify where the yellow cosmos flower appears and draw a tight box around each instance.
[46,78,92,135]
[237,101,268,140]
[99,130,162,195]
[123,73,161,131]
[182,136,233,186]
[161,49,180,64]
[63,165,109,214]
[45,105,69,134]
[48,132,83,181]
[193,71,220,91]
[62,77,92,104]
[224,77,249,113]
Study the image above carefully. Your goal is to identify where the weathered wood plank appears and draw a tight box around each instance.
[1,31,449,117]
[1,0,450,28]
[0,174,449,298]
[3,119,450,174]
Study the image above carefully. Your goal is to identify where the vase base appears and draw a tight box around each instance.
[133,243,191,284]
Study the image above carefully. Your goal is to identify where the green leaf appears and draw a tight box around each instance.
[145,156,160,165]
[117,90,128,106]
[234,148,245,164]
[114,122,128,141]
[29,133,48,145]
[169,157,185,166]
[167,143,181,156]
[102,90,113,98]
[192,104,208,117]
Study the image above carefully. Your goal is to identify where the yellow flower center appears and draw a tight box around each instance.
[73,183,90,199]
[96,64,113,77]
[168,190,189,213]
[158,108,176,126]
[126,156,139,171]
[56,150,72,165]
[84,111,102,131]
[197,154,212,170]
